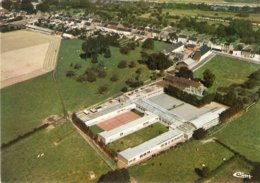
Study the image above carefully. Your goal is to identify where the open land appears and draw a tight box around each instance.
[1,30,61,88]
[129,140,234,182]
[194,55,260,93]
[215,101,260,162]
[1,122,110,182]
[107,122,169,152]
[55,39,170,111]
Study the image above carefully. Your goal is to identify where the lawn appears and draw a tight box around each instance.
[55,39,170,111]
[1,73,63,144]
[108,123,168,152]
[205,156,252,183]
[129,140,234,182]
[1,122,110,182]
[214,101,260,162]
[194,55,260,93]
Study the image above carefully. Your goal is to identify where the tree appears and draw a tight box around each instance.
[36,2,50,12]
[176,67,193,79]
[97,69,107,78]
[110,74,118,82]
[66,70,76,77]
[98,85,108,94]
[21,0,35,14]
[2,0,12,10]
[193,128,207,140]
[248,163,260,183]
[86,71,96,82]
[120,46,131,54]
[144,53,172,71]
[74,63,81,69]
[121,86,128,92]
[142,38,154,49]
[98,169,130,183]
[203,69,215,87]
[129,61,136,68]
[104,48,111,58]
[118,60,128,68]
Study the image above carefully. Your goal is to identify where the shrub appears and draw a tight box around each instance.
[118,60,128,68]
[66,70,76,77]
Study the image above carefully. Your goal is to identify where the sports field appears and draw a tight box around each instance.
[215,101,260,162]
[108,123,168,152]
[1,30,61,88]
[1,122,110,182]
[97,111,140,131]
[129,140,234,182]
[194,55,260,93]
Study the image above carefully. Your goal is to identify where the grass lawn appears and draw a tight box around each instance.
[1,122,110,182]
[108,123,168,152]
[55,39,170,111]
[1,73,63,144]
[205,156,252,183]
[214,101,260,162]
[194,55,260,93]
[129,140,234,182]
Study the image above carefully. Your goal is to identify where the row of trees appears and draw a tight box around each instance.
[178,17,260,44]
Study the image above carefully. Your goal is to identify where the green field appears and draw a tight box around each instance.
[215,101,260,162]
[204,156,252,183]
[194,55,260,93]
[108,123,168,152]
[55,39,170,111]
[129,140,234,182]
[1,122,110,182]
[1,73,63,144]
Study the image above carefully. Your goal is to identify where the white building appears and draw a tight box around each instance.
[98,111,159,144]
[189,108,225,130]
[118,129,185,167]
[80,103,136,127]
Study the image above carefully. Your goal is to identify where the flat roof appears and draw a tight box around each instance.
[148,93,184,110]
[99,112,158,139]
[119,129,183,161]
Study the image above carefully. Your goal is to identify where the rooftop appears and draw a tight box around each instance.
[163,75,202,90]
[119,129,183,161]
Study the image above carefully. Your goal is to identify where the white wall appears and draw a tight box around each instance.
[85,104,136,126]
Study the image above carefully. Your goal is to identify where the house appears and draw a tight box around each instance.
[188,37,198,45]
[241,45,256,58]
[192,44,211,61]
[186,43,196,51]
[163,75,206,96]
[118,129,186,167]
[176,58,196,70]
[164,42,184,55]
[177,34,188,43]
[222,42,231,53]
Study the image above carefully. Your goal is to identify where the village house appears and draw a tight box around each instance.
[191,44,211,61]
[162,75,206,96]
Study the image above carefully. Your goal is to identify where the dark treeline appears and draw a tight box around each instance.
[178,17,260,44]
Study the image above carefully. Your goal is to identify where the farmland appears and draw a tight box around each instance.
[194,55,260,93]
[1,30,61,88]
[215,101,260,162]
[129,140,234,182]
[1,122,110,182]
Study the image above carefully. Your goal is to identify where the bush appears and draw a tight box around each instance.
[98,85,108,94]
[118,60,128,68]
[97,70,107,78]
[129,61,136,68]
[98,168,130,183]
[74,63,81,69]
[120,46,131,54]
[142,38,154,49]
[86,71,96,82]
[121,86,128,92]
[110,74,118,82]
[66,70,76,77]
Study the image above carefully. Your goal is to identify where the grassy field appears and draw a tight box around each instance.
[204,156,252,183]
[215,101,260,162]
[129,140,234,182]
[55,39,170,111]
[108,123,168,152]
[194,55,260,93]
[1,73,63,144]
[1,122,110,182]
